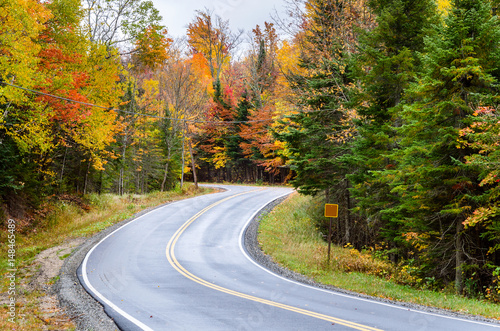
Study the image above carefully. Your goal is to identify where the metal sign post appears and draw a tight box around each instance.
[324,204,339,263]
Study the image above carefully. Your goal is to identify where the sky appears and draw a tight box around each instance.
[151,0,289,39]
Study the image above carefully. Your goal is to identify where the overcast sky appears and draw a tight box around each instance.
[151,0,289,39]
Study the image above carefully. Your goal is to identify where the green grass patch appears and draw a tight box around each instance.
[59,253,71,260]
[258,192,500,320]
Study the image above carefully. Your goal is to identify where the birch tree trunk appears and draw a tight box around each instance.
[180,134,186,189]
[188,138,198,189]
[161,144,171,192]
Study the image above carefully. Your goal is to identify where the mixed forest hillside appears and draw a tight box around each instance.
[2,0,500,302]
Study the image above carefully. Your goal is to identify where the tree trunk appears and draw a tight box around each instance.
[136,170,141,194]
[345,179,351,244]
[455,220,465,295]
[97,170,102,194]
[59,146,68,191]
[180,135,186,189]
[161,145,171,192]
[119,132,128,195]
[119,168,123,195]
[142,172,146,194]
[188,138,198,189]
[83,160,91,195]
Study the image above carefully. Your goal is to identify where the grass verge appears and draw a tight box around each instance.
[0,184,213,330]
[258,192,500,320]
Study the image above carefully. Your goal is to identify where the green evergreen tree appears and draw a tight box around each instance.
[278,0,355,196]
[382,0,500,294]
[226,93,254,181]
[348,0,437,249]
[276,0,375,245]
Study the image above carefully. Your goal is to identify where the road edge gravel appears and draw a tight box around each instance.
[57,188,500,330]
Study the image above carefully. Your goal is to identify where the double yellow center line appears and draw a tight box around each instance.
[165,189,382,331]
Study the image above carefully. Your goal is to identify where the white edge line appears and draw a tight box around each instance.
[80,188,229,331]
[238,190,500,329]
[81,206,159,331]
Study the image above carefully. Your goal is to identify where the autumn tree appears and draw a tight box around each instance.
[38,0,123,192]
[187,8,243,92]
[246,23,279,107]
[83,0,163,49]
[186,10,247,182]
[237,23,286,181]
[460,106,500,300]
[196,82,238,177]
[0,0,51,198]
[131,25,172,70]
[158,51,208,190]
[0,0,122,197]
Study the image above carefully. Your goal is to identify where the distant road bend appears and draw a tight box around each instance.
[79,185,500,330]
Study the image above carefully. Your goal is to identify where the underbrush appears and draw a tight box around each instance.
[258,192,500,320]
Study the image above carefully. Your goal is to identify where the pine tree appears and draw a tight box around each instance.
[276,0,374,245]
[348,0,437,251]
[383,0,500,294]
[279,0,361,196]
[226,93,254,181]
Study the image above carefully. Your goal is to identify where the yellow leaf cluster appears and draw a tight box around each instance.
[0,0,51,104]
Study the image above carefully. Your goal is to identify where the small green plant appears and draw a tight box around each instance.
[59,253,71,260]
[49,275,60,285]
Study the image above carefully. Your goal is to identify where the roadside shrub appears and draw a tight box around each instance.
[330,244,393,278]
[485,267,500,303]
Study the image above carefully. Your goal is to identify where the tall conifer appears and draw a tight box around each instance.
[383,0,500,293]
[276,0,374,244]
[348,0,437,248]
[279,0,372,197]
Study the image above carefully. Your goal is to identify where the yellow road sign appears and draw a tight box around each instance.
[325,204,338,218]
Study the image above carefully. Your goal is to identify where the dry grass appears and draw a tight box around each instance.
[258,192,500,320]
[0,184,212,330]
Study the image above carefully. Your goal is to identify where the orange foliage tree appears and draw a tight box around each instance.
[132,25,172,70]
[187,9,242,87]
[35,0,120,177]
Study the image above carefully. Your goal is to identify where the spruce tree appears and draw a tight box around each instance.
[276,0,375,245]
[278,0,360,196]
[383,0,500,293]
[226,94,253,180]
[348,0,437,251]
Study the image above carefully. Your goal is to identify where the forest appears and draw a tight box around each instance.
[1,0,500,301]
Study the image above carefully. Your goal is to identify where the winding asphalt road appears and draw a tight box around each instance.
[78,185,500,330]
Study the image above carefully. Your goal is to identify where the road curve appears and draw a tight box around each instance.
[79,185,500,330]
